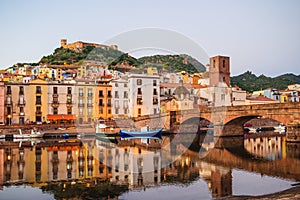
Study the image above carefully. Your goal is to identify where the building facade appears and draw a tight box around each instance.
[128,74,160,118]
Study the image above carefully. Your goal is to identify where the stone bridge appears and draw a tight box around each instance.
[133,102,300,142]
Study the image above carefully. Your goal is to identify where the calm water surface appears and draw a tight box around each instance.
[0,131,299,200]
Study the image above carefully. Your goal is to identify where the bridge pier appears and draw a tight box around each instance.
[286,122,300,142]
[213,124,244,137]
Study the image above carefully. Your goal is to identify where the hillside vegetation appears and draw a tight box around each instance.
[231,71,300,92]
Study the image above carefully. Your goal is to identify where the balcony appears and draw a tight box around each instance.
[52,102,59,108]
[35,111,42,115]
[88,93,93,97]
[87,103,93,107]
[79,93,84,97]
[78,103,84,107]
[107,103,112,107]
[5,100,12,105]
[19,112,25,116]
[98,102,104,106]
[52,94,59,98]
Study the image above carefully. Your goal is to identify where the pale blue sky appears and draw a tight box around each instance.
[0,0,299,76]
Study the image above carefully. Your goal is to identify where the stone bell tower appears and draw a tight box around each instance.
[209,56,230,87]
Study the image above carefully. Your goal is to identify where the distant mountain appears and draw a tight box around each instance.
[231,71,300,92]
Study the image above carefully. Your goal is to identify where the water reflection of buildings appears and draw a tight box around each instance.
[244,136,284,160]
[96,138,161,189]
[0,139,97,187]
[0,134,298,199]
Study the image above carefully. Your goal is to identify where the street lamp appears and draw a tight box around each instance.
[7,114,11,126]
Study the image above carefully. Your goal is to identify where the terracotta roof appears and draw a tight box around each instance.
[246,95,277,101]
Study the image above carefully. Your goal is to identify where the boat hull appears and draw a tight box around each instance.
[120,128,162,139]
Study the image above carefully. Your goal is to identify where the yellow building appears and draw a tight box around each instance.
[252,90,264,96]
[95,80,113,120]
[76,80,97,124]
[26,79,48,123]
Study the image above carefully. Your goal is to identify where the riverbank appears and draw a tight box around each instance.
[224,185,300,200]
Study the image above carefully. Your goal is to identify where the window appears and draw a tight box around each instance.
[137,97,143,105]
[137,79,142,85]
[223,77,226,82]
[153,80,157,86]
[154,108,157,114]
[221,94,225,101]
[153,97,158,105]
[79,108,83,115]
[115,91,119,98]
[107,99,112,107]
[36,96,41,105]
[213,60,216,68]
[223,59,226,68]
[108,90,112,97]
[99,90,103,97]
[138,88,142,95]
[115,83,118,87]
[19,86,24,95]
[79,88,83,96]
[53,108,58,115]
[99,99,103,106]
[36,86,41,94]
[67,107,72,115]
[115,108,119,114]
[53,87,58,94]
[67,87,72,94]
[153,88,157,95]
[7,107,11,115]
[124,83,127,87]
[138,108,141,117]
[88,108,92,115]
[108,109,111,114]
[7,86,11,95]
[124,91,128,98]
[88,88,93,96]
[99,107,103,114]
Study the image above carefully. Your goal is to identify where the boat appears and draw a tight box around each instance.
[120,126,162,139]
[14,129,43,139]
[274,123,286,133]
[246,127,257,133]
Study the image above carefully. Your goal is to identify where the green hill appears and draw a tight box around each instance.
[39,46,123,65]
[231,71,300,92]
[138,54,206,73]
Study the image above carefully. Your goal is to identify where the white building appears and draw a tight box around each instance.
[128,74,160,118]
[112,78,129,118]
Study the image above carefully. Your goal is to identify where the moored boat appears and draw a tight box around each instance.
[14,129,43,139]
[274,123,286,133]
[120,126,162,139]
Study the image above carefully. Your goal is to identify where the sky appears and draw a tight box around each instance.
[0,0,299,76]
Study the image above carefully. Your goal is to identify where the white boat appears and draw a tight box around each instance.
[246,127,257,133]
[274,124,286,133]
[14,129,43,139]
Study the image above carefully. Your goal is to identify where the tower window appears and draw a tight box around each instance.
[213,60,216,68]
[223,60,226,68]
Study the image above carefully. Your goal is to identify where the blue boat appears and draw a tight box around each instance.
[120,126,162,139]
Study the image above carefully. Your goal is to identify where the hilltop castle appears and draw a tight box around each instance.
[60,39,118,51]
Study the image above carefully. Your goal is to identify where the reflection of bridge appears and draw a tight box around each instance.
[134,102,300,141]
[202,137,300,182]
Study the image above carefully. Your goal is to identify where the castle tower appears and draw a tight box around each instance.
[209,56,230,87]
[60,39,67,47]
